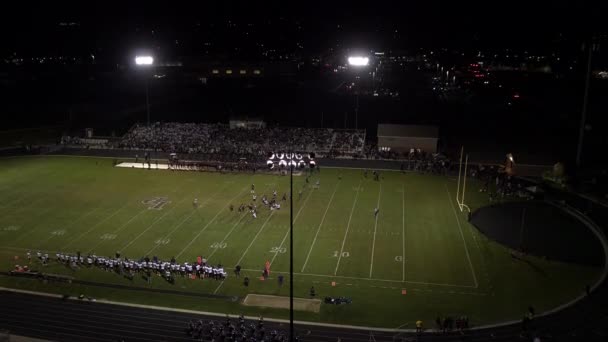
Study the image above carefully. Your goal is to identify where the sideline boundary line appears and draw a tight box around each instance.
[445,184,479,288]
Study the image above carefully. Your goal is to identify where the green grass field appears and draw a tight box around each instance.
[0,156,601,328]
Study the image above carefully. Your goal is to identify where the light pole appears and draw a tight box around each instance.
[135,55,154,126]
[348,56,369,130]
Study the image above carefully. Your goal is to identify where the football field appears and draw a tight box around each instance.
[0,156,601,328]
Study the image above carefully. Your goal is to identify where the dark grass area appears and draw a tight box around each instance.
[470,201,604,266]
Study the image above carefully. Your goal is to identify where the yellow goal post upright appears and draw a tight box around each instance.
[455,146,471,213]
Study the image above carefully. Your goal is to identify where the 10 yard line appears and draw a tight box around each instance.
[369,183,382,278]
[301,181,340,272]
[334,180,362,275]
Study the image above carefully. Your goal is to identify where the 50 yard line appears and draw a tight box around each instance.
[334,180,362,275]
[369,183,382,278]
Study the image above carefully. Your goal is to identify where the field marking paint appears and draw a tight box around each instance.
[34,205,101,248]
[85,205,153,254]
[369,183,382,278]
[334,180,363,275]
[402,183,406,282]
[235,211,275,266]
[124,183,230,254]
[207,212,248,260]
[301,181,340,272]
[241,268,477,288]
[119,195,192,252]
[213,280,225,295]
[269,187,314,265]
[175,187,249,259]
[445,184,479,288]
[62,200,133,250]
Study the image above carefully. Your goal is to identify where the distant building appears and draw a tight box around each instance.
[229,118,266,129]
[377,124,438,153]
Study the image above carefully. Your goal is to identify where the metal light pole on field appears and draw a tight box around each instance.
[348,56,369,131]
[289,158,294,341]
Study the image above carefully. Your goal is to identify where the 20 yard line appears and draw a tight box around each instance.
[445,183,479,288]
[301,181,340,272]
[369,183,382,278]
[334,180,362,275]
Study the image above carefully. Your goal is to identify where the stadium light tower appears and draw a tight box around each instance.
[347,55,369,129]
[135,55,154,126]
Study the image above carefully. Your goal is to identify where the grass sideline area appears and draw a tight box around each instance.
[0,155,601,328]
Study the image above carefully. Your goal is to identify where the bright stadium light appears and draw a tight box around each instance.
[135,56,154,65]
[348,56,369,66]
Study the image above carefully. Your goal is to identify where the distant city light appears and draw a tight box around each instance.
[135,56,154,65]
[348,56,369,66]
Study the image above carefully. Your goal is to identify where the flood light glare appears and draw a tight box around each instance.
[348,56,369,66]
[135,56,154,65]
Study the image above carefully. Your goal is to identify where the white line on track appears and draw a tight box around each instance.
[235,211,275,266]
[334,180,363,275]
[175,187,249,259]
[445,183,479,288]
[301,181,340,272]
[402,183,406,282]
[369,183,382,278]
[269,187,314,265]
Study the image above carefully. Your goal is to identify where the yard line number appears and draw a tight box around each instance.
[333,251,349,258]
[270,247,286,254]
[211,242,227,249]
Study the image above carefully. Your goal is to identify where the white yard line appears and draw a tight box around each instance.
[213,280,225,294]
[334,180,363,275]
[126,183,230,254]
[301,181,340,272]
[445,183,479,288]
[369,183,382,278]
[235,211,275,266]
[85,207,150,254]
[175,187,249,259]
[34,206,101,248]
[61,200,133,250]
[269,188,314,265]
[119,196,191,252]
[207,212,248,260]
[402,183,406,282]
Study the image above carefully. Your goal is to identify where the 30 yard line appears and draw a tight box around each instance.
[175,187,249,259]
[334,180,362,275]
[207,212,248,260]
[369,183,382,278]
[301,181,340,272]
[402,183,406,282]
[445,183,478,288]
